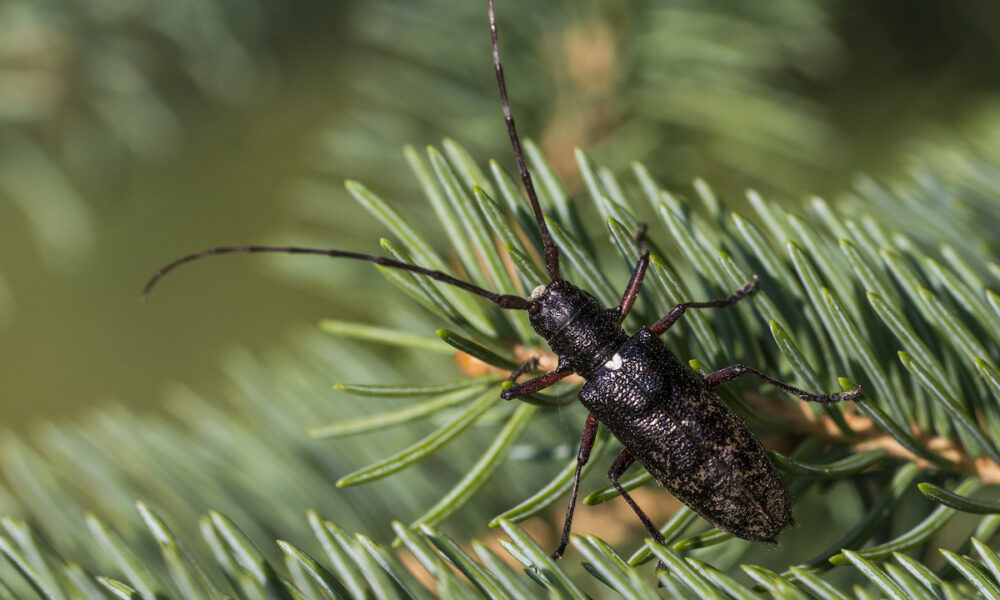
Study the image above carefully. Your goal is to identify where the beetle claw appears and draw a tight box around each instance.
[655,560,668,586]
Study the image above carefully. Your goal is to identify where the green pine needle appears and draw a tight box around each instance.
[4,128,1000,596]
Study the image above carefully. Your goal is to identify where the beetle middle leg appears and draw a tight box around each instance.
[650,275,760,335]
[551,413,599,559]
[704,364,863,403]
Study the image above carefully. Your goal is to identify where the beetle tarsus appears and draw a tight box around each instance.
[506,357,540,383]
[633,223,649,250]
[703,364,863,404]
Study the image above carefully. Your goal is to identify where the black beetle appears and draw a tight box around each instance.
[144,0,863,562]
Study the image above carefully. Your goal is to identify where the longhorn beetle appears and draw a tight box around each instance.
[144,0,863,563]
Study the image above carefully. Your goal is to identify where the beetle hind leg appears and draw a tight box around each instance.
[608,449,669,572]
[551,414,599,560]
[703,364,863,403]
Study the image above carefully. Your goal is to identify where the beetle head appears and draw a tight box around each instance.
[528,279,599,340]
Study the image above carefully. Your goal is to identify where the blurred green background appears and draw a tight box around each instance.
[2,0,1000,430]
[1,1,1000,595]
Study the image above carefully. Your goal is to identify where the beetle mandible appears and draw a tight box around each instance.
[144,0,864,561]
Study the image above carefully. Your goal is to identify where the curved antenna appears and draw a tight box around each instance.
[489,0,560,282]
[142,245,531,310]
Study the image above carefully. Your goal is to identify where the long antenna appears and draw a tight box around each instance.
[489,0,560,282]
[142,245,531,309]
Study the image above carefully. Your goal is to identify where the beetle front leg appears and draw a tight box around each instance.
[608,449,669,571]
[505,357,539,382]
[617,225,651,322]
[650,276,760,335]
[704,364,863,403]
[551,413,599,559]
[500,369,571,400]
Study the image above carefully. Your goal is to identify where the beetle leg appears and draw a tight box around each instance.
[704,364,863,403]
[649,275,760,335]
[551,413,599,559]
[633,223,649,250]
[608,448,668,572]
[616,225,651,322]
[505,357,540,382]
[500,369,571,400]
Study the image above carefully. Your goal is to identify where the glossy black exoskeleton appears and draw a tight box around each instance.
[517,275,860,552]
[143,0,863,563]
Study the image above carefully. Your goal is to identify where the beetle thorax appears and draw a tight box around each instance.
[528,280,628,376]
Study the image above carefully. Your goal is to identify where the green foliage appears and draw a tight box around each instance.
[0,0,280,268]
[6,2,1000,594]
[322,0,852,206]
[5,507,1000,598]
[3,130,1000,595]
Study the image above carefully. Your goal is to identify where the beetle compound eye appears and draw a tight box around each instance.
[531,285,547,300]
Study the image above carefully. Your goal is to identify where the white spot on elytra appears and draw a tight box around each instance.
[531,285,546,300]
[604,353,623,370]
